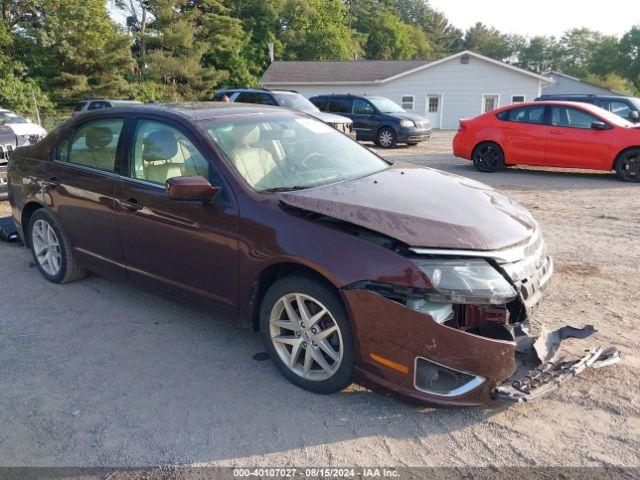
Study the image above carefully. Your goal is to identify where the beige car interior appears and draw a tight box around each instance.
[135,127,208,185]
[70,126,119,171]
[226,124,278,187]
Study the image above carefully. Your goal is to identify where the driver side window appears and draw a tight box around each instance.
[130,120,210,185]
[353,99,374,115]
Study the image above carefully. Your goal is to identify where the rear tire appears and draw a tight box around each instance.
[472,142,504,173]
[614,149,640,183]
[28,210,86,284]
[375,127,397,149]
[259,274,354,394]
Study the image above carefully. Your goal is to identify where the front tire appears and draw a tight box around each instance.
[259,274,354,394]
[472,142,504,173]
[28,210,86,284]
[614,149,640,183]
[375,127,397,149]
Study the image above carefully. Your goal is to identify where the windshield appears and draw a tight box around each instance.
[629,98,640,112]
[272,92,318,112]
[591,106,634,127]
[0,111,28,123]
[200,113,389,192]
[368,97,405,113]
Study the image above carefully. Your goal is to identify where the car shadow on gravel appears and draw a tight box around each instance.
[0,243,499,466]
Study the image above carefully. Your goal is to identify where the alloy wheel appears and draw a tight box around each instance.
[31,219,62,276]
[269,293,343,381]
[378,130,395,148]
[618,152,640,182]
[476,144,501,170]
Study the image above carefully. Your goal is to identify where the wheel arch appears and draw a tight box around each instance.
[613,146,640,170]
[20,201,45,248]
[472,140,506,163]
[248,262,340,331]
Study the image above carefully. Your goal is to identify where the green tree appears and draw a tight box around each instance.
[11,0,134,104]
[278,0,357,61]
[364,10,419,59]
[618,26,640,92]
[463,22,514,61]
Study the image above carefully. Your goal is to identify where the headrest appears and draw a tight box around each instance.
[142,130,179,162]
[232,124,261,147]
[85,127,113,149]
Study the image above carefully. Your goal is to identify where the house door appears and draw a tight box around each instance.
[426,94,442,129]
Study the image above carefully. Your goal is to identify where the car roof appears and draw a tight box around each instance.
[74,101,288,121]
[539,94,634,101]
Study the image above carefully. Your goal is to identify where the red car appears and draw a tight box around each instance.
[453,101,640,182]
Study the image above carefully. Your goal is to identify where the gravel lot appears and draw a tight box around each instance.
[0,131,639,467]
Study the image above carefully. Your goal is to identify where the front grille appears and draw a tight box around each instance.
[328,122,353,135]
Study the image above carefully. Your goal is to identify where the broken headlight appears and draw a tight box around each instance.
[413,258,517,305]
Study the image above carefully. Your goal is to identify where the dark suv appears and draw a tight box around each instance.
[310,94,431,148]
[535,94,640,123]
[213,88,354,137]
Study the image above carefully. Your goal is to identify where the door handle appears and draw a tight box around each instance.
[549,131,563,135]
[118,198,143,213]
[44,177,60,189]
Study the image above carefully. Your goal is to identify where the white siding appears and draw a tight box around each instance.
[264,55,544,129]
[542,73,622,96]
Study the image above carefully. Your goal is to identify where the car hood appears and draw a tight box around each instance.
[277,163,536,251]
[305,110,353,125]
[385,111,430,125]
[6,122,47,137]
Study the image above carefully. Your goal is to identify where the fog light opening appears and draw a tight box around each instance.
[413,357,485,397]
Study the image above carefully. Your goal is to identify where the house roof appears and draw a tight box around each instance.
[262,51,552,86]
[262,60,433,84]
[542,70,627,95]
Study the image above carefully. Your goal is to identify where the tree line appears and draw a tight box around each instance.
[0,0,639,115]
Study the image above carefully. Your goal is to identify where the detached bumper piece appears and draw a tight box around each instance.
[494,325,620,403]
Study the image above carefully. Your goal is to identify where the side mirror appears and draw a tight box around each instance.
[628,111,639,121]
[165,176,220,201]
[26,118,33,123]
[591,121,608,130]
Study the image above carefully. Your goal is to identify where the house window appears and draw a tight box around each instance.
[401,96,414,111]
[512,95,526,104]
[482,94,500,113]
[428,96,440,113]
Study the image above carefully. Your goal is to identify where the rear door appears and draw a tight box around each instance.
[114,116,240,309]
[545,105,613,169]
[46,117,127,277]
[498,105,548,165]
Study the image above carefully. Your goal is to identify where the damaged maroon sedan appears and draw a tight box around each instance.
[8,103,618,406]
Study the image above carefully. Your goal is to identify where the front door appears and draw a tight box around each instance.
[426,94,442,129]
[352,98,379,140]
[114,118,240,309]
[545,105,613,169]
[46,117,126,277]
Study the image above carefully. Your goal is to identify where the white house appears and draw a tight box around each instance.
[261,50,552,129]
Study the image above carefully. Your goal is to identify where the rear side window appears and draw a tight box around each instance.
[253,92,277,105]
[328,97,353,114]
[67,119,124,172]
[551,106,602,129]
[310,97,327,110]
[235,92,256,103]
[499,106,546,124]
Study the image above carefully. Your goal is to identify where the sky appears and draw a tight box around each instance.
[428,0,638,37]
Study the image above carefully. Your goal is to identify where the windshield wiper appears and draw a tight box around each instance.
[259,186,311,193]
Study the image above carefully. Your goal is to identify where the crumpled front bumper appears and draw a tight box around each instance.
[341,290,619,406]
